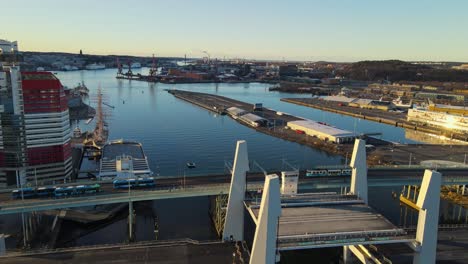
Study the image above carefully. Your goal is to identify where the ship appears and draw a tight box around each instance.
[98,140,153,180]
[85,63,106,70]
[122,62,142,69]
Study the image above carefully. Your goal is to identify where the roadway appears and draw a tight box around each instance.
[0,168,467,215]
[0,239,250,264]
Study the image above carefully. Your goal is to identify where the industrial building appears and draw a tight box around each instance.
[0,40,72,188]
[99,140,152,180]
[287,119,355,143]
[238,113,268,127]
[428,103,468,115]
[408,109,468,133]
[226,107,247,117]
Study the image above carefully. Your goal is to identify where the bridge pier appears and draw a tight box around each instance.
[343,245,353,263]
[250,174,281,264]
[350,139,368,204]
[223,140,249,242]
[0,234,5,256]
[128,201,135,241]
[412,170,442,264]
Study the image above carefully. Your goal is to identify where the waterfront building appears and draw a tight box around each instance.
[0,39,18,54]
[287,119,355,144]
[0,40,72,188]
[407,109,468,133]
[98,140,152,180]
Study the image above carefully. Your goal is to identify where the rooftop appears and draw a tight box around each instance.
[22,71,58,81]
[102,141,145,160]
[240,113,267,122]
[288,119,354,137]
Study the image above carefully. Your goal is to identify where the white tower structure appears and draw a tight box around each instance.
[280,171,298,195]
[250,174,281,264]
[413,170,441,264]
[223,140,249,241]
[349,139,368,204]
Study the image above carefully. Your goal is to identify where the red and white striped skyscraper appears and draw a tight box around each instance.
[0,40,72,187]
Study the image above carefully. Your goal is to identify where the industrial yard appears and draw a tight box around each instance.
[168,90,468,167]
[282,97,468,142]
[168,89,359,157]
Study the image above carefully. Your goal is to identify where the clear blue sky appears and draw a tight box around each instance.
[3,0,468,62]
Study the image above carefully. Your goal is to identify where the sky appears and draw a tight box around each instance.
[2,0,468,62]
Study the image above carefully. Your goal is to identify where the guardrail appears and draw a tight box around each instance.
[0,182,265,214]
[0,238,223,258]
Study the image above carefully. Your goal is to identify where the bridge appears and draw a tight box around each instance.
[0,167,467,216]
[0,139,464,263]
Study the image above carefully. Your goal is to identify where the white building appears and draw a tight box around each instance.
[238,113,268,127]
[407,109,468,133]
[287,119,355,143]
[0,39,18,55]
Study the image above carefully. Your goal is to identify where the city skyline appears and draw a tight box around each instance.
[2,0,468,62]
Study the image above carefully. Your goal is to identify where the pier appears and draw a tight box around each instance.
[281,97,468,142]
[168,89,468,166]
[168,89,356,157]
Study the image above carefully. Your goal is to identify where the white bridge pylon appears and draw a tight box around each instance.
[223,140,249,242]
[223,139,441,264]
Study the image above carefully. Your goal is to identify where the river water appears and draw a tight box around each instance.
[57,68,428,176]
[2,68,467,257]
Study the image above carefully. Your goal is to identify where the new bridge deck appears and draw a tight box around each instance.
[1,168,468,215]
[246,193,412,250]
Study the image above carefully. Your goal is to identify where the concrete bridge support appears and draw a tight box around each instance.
[350,139,368,204]
[250,174,281,264]
[128,201,135,241]
[0,234,5,256]
[413,170,441,264]
[223,140,249,242]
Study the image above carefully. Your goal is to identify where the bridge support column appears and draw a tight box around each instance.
[128,201,134,241]
[343,246,353,263]
[223,140,249,242]
[0,234,5,256]
[250,174,281,264]
[413,170,441,264]
[350,139,368,204]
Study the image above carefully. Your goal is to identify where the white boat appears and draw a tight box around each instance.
[85,63,106,70]
[62,65,80,71]
[85,118,93,124]
[122,62,142,69]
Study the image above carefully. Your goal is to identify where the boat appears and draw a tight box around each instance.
[85,118,93,124]
[186,162,196,168]
[122,62,142,69]
[85,63,106,70]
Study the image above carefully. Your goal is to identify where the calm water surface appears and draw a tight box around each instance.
[56,68,424,176]
[2,68,467,254]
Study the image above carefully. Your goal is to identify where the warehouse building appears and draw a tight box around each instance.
[226,107,247,117]
[287,120,355,144]
[238,113,268,127]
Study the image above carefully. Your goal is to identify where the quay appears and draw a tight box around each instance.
[168,89,358,157]
[168,89,468,166]
[281,97,468,142]
[116,72,268,85]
